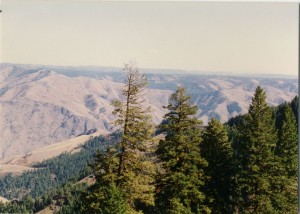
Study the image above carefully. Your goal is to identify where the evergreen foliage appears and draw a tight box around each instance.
[82,147,127,214]
[201,118,235,213]
[274,98,298,130]
[113,62,156,212]
[0,182,88,214]
[0,85,298,214]
[290,95,298,125]
[276,104,298,177]
[235,86,279,213]
[155,86,210,214]
[272,104,298,212]
[84,61,155,214]
[0,134,118,200]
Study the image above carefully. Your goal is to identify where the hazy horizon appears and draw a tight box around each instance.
[1,1,298,75]
[1,62,298,78]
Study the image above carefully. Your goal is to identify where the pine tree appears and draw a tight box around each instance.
[290,96,298,125]
[276,104,297,177]
[82,62,155,213]
[236,86,278,213]
[112,61,155,212]
[155,86,210,214]
[82,148,127,214]
[201,118,234,213]
[272,104,298,212]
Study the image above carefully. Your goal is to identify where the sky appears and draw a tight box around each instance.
[0,1,298,75]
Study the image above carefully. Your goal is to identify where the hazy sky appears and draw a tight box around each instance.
[0,1,298,75]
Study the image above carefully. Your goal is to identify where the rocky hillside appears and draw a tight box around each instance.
[0,64,297,160]
[0,64,171,160]
[145,74,297,123]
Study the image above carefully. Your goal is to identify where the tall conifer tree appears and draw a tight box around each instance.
[276,104,297,177]
[272,104,298,212]
[111,61,155,213]
[236,86,277,213]
[201,118,234,213]
[155,86,210,214]
[84,61,155,214]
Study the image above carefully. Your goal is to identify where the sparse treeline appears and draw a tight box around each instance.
[0,62,297,213]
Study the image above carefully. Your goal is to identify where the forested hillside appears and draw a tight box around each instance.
[0,63,297,213]
[1,89,297,213]
[0,133,120,200]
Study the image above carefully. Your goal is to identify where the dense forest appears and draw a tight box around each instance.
[0,133,121,213]
[0,63,298,213]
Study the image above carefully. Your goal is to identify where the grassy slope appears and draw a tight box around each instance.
[0,131,107,177]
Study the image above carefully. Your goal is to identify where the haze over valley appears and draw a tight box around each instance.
[0,1,298,212]
[0,63,297,161]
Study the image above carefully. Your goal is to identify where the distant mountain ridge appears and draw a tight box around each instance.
[0,63,297,160]
[2,63,297,78]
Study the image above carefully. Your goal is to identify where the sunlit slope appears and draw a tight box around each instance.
[0,131,107,177]
[0,64,297,161]
[0,65,171,160]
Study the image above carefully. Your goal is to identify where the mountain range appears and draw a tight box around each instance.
[0,63,297,161]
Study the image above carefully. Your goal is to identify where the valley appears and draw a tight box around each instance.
[0,63,297,214]
[0,63,298,165]
[0,130,107,177]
